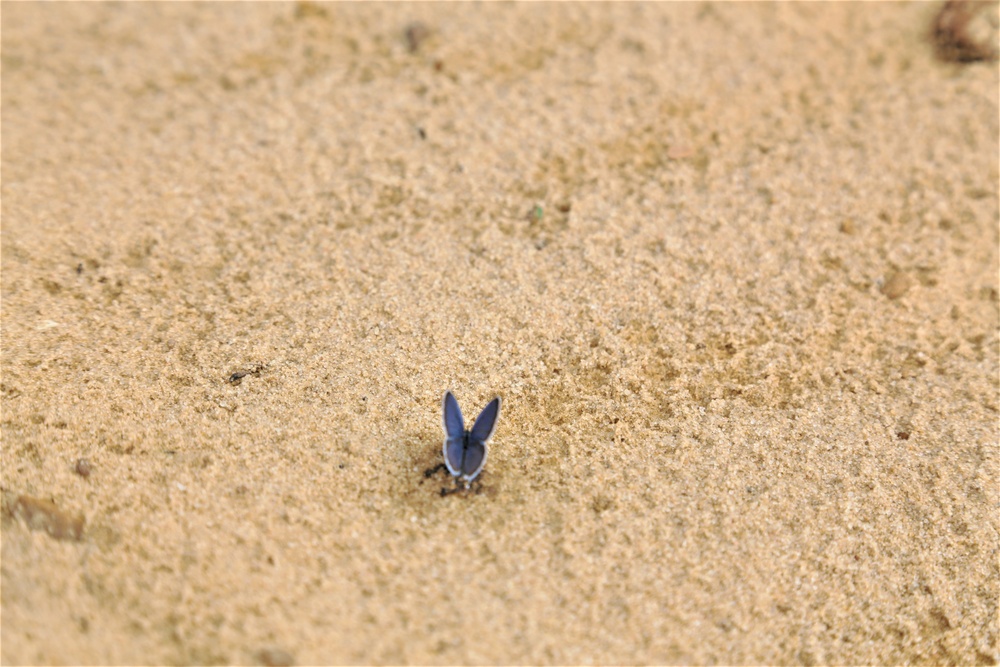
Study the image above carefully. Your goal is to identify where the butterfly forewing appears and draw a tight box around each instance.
[469,397,501,443]
[442,391,465,439]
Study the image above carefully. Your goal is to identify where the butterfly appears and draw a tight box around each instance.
[425,391,501,495]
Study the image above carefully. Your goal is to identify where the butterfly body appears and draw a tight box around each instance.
[437,391,501,491]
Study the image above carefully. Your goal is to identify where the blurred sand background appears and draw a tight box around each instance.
[2,3,998,665]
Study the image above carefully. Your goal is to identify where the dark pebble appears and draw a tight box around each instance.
[75,458,92,478]
[404,22,431,53]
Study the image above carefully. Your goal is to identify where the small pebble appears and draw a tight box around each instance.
[881,272,911,299]
[404,22,431,53]
[74,458,92,478]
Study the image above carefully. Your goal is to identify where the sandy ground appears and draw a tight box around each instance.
[2,3,998,665]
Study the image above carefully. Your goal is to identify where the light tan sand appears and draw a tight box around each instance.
[2,3,997,665]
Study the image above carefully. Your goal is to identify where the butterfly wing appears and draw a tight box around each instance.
[457,397,499,481]
[442,391,464,439]
[457,438,486,479]
[444,436,468,478]
[441,393,499,482]
[469,397,501,444]
[442,391,466,477]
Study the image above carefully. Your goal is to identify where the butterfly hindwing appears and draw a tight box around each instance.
[458,439,486,478]
[444,435,467,477]
[469,397,501,444]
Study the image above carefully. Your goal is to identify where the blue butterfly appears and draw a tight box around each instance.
[426,391,501,495]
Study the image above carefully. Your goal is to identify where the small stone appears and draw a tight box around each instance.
[74,458,92,478]
[404,22,431,53]
[881,272,911,300]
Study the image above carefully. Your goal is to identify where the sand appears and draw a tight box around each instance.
[2,3,997,665]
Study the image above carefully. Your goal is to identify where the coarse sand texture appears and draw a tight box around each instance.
[2,3,997,665]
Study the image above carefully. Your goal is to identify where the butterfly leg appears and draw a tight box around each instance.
[423,462,448,478]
